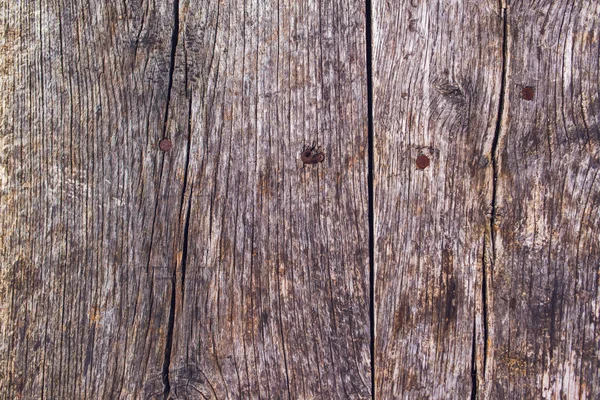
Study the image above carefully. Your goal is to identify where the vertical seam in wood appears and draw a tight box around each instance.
[475,1,508,398]
[179,96,193,308]
[38,3,48,398]
[162,0,180,398]
[471,317,477,400]
[489,0,508,367]
[364,0,375,398]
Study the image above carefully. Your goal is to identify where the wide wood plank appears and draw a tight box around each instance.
[372,1,503,397]
[487,1,600,398]
[1,0,371,398]
[162,0,371,398]
[0,1,185,398]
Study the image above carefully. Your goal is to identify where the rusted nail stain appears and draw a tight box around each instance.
[301,142,325,165]
[159,138,173,151]
[416,154,430,170]
[521,86,535,101]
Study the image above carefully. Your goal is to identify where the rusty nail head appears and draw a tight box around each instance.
[301,143,325,165]
[521,86,535,101]
[416,154,430,170]
[159,138,172,151]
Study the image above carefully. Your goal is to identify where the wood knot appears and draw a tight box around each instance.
[435,82,467,107]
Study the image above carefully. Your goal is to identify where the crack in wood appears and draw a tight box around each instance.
[162,0,181,398]
[179,98,193,308]
[364,0,375,397]
[471,318,477,400]
[472,2,509,399]
[488,0,509,370]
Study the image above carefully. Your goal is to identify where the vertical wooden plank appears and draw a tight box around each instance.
[488,1,600,398]
[161,0,371,398]
[0,1,184,398]
[372,0,503,397]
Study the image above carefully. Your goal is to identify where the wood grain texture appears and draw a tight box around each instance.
[487,1,600,398]
[3,0,599,398]
[1,0,195,398]
[164,0,371,398]
[1,0,370,399]
[372,0,503,398]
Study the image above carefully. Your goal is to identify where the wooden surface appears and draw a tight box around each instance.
[373,0,600,399]
[1,1,179,398]
[372,0,502,398]
[488,1,600,398]
[166,0,370,398]
[1,0,599,399]
[0,0,370,398]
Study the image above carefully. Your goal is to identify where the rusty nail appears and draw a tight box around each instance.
[521,86,535,101]
[159,138,172,151]
[416,154,430,170]
[301,143,325,165]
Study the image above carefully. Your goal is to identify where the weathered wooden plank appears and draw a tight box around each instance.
[161,0,371,398]
[0,1,183,398]
[1,1,370,398]
[8,0,598,398]
[372,0,503,397]
[487,1,600,398]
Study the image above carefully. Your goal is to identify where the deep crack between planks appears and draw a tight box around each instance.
[364,0,375,397]
[470,318,477,400]
[162,0,180,398]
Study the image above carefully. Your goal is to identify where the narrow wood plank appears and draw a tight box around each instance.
[0,1,184,398]
[372,1,503,397]
[159,0,371,398]
[487,1,600,398]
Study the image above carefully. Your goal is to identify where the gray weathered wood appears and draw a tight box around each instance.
[487,1,600,398]
[0,1,181,398]
[3,0,599,398]
[372,0,503,398]
[0,0,371,398]
[164,0,371,398]
[373,0,600,399]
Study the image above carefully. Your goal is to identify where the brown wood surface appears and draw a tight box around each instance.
[1,0,600,399]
